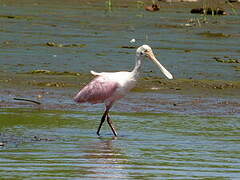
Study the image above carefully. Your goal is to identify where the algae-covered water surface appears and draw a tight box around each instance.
[0,0,240,179]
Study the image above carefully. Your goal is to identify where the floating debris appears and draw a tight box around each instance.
[233,66,240,71]
[214,57,240,63]
[121,46,136,49]
[182,17,206,27]
[160,0,199,2]
[13,98,41,105]
[46,42,86,48]
[228,0,240,2]
[30,81,69,88]
[191,8,227,15]
[184,49,192,53]
[32,136,54,141]
[130,39,136,43]
[46,42,61,47]
[2,40,13,45]
[145,4,159,12]
[26,70,81,76]
[155,24,179,29]
[0,15,15,19]
[29,69,51,74]
[96,52,106,56]
[198,32,231,38]
[0,15,33,20]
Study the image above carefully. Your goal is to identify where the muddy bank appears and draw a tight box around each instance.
[0,71,239,117]
[0,72,239,97]
[138,76,240,96]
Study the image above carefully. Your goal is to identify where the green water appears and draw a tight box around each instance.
[0,0,239,80]
[1,108,240,179]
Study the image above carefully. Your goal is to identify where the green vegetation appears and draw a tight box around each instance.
[46,42,87,48]
[26,70,82,76]
[198,32,231,38]
[214,57,240,63]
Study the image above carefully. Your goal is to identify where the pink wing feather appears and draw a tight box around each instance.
[74,76,119,104]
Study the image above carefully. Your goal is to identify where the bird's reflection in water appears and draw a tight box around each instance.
[80,136,129,179]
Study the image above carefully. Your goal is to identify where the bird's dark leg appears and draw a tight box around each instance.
[107,113,118,137]
[96,109,108,136]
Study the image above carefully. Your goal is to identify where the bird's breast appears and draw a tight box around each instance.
[116,77,137,95]
[101,71,138,93]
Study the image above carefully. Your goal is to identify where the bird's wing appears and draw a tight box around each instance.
[74,76,119,104]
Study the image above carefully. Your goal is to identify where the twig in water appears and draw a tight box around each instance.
[196,18,201,27]
[13,98,41,105]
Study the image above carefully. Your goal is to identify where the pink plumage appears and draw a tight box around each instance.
[73,45,173,136]
[74,76,119,104]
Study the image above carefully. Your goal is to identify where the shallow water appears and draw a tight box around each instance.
[0,90,240,179]
[1,108,240,179]
[0,1,239,80]
[0,0,240,179]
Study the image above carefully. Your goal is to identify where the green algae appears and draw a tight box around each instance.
[30,81,71,88]
[26,70,82,76]
[96,52,107,56]
[154,24,180,29]
[46,42,87,48]
[198,32,231,38]
[233,66,240,71]
[0,14,34,20]
[1,72,239,96]
[214,57,240,63]
[134,77,240,97]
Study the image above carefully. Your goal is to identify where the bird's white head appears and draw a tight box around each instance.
[136,45,152,57]
[136,45,173,80]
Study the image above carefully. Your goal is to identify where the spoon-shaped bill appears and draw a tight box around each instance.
[147,52,173,79]
[152,58,173,79]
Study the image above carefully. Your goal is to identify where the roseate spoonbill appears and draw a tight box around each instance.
[74,45,173,136]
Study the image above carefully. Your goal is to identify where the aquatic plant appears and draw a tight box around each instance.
[198,32,231,38]
[193,0,237,17]
[214,57,240,63]
[26,70,82,76]
[46,42,86,48]
[136,1,144,9]
[136,1,145,17]
[188,0,231,28]
[202,0,220,15]
[105,0,112,12]
[226,0,238,15]
[233,66,240,71]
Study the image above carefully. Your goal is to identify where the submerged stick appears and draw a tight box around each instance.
[13,98,41,105]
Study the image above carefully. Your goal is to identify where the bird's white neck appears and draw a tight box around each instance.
[131,55,143,77]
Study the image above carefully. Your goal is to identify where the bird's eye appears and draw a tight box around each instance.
[140,52,143,55]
